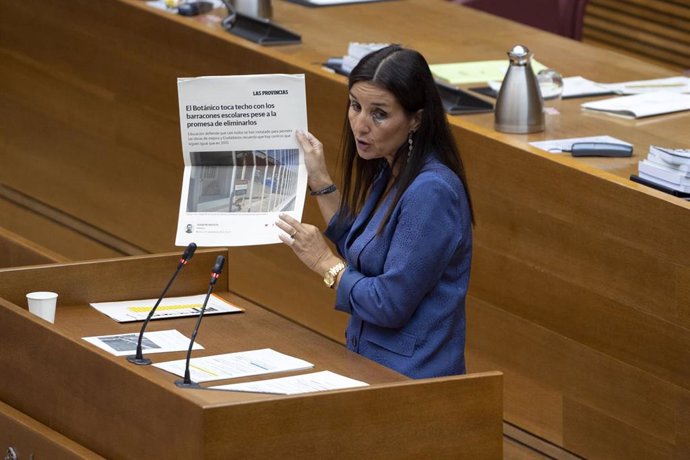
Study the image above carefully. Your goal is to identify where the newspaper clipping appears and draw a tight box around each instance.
[175,74,308,246]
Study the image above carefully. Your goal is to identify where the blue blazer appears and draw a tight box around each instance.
[325,156,472,379]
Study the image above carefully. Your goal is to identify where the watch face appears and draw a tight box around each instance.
[324,274,334,287]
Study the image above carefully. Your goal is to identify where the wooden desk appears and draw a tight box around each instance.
[1,1,689,458]
[0,249,502,459]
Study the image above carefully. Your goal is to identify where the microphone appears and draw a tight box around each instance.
[176,255,225,388]
[127,243,197,365]
[219,0,237,29]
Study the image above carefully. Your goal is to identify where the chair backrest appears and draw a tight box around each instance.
[451,0,589,40]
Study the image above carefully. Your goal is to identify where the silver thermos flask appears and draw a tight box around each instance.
[494,45,544,134]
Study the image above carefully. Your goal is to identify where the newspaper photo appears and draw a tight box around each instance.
[175,74,308,247]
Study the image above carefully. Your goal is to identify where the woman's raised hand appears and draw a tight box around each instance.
[296,130,332,190]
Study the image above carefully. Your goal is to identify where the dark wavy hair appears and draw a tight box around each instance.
[339,45,473,230]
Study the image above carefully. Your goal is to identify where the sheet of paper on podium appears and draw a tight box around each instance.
[83,329,203,356]
[210,370,368,395]
[90,293,243,323]
[154,348,314,383]
[175,74,309,247]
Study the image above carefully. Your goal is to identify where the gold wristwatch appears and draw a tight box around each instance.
[323,261,346,288]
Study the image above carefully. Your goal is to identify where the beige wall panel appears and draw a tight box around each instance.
[676,392,690,459]
[0,227,66,268]
[467,297,683,445]
[472,246,689,390]
[0,401,104,460]
[0,199,122,261]
[673,265,690,331]
[474,190,678,322]
[1,102,182,251]
[468,344,564,443]
[563,399,675,460]
[0,51,116,141]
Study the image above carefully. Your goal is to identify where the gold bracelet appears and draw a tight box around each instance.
[323,261,346,288]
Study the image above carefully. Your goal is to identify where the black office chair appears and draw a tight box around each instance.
[451,0,589,40]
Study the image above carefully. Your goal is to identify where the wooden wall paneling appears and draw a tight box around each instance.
[204,374,503,459]
[676,392,690,459]
[0,50,116,144]
[457,127,690,391]
[618,0,690,18]
[675,265,690,332]
[466,297,688,456]
[0,42,184,252]
[1,5,189,250]
[584,0,690,69]
[0,298,207,459]
[564,399,675,460]
[0,249,228,307]
[472,222,690,386]
[467,342,565,443]
[0,95,183,251]
[0,194,125,261]
[0,227,67,268]
[471,180,679,322]
[470,242,690,432]
[0,400,105,460]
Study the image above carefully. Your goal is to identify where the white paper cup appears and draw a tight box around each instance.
[26,291,58,323]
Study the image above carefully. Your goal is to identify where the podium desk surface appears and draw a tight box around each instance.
[0,250,503,459]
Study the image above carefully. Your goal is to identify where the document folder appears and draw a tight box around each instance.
[436,85,494,115]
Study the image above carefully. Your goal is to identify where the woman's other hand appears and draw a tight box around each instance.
[276,213,341,275]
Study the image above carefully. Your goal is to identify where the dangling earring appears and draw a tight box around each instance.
[407,130,415,160]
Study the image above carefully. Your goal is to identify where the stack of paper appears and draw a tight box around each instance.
[341,42,388,75]
[581,91,690,119]
[638,146,690,192]
[600,76,690,95]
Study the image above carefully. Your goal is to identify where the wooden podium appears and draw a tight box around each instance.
[0,249,502,459]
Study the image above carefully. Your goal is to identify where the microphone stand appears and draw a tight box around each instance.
[127,243,197,365]
[176,255,225,388]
